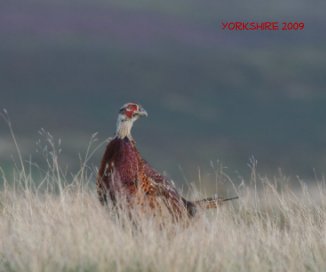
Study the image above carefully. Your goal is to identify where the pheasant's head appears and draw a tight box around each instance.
[116,103,148,139]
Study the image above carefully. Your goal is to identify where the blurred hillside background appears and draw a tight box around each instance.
[1,0,326,184]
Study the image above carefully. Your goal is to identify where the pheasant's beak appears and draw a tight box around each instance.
[136,106,148,117]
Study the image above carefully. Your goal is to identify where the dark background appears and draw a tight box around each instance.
[1,0,326,185]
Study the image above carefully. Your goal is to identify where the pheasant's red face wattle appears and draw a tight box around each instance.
[119,103,148,119]
[124,104,139,119]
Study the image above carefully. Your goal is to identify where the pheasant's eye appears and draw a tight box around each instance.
[128,104,137,111]
[126,106,134,112]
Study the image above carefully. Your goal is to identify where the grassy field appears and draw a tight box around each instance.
[0,120,325,272]
[1,163,326,272]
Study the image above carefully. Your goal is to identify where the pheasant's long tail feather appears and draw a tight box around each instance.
[194,196,239,209]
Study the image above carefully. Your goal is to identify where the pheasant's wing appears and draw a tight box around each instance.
[141,159,179,196]
[140,159,188,216]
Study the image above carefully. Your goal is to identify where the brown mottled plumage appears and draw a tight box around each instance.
[97,103,238,220]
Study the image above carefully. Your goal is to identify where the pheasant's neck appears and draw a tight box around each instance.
[116,118,134,140]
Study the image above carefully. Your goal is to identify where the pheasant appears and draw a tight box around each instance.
[97,103,238,220]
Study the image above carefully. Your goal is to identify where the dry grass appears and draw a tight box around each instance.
[0,116,325,272]
[0,168,326,272]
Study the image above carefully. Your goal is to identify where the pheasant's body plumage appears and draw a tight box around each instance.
[97,103,237,220]
[97,137,191,218]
